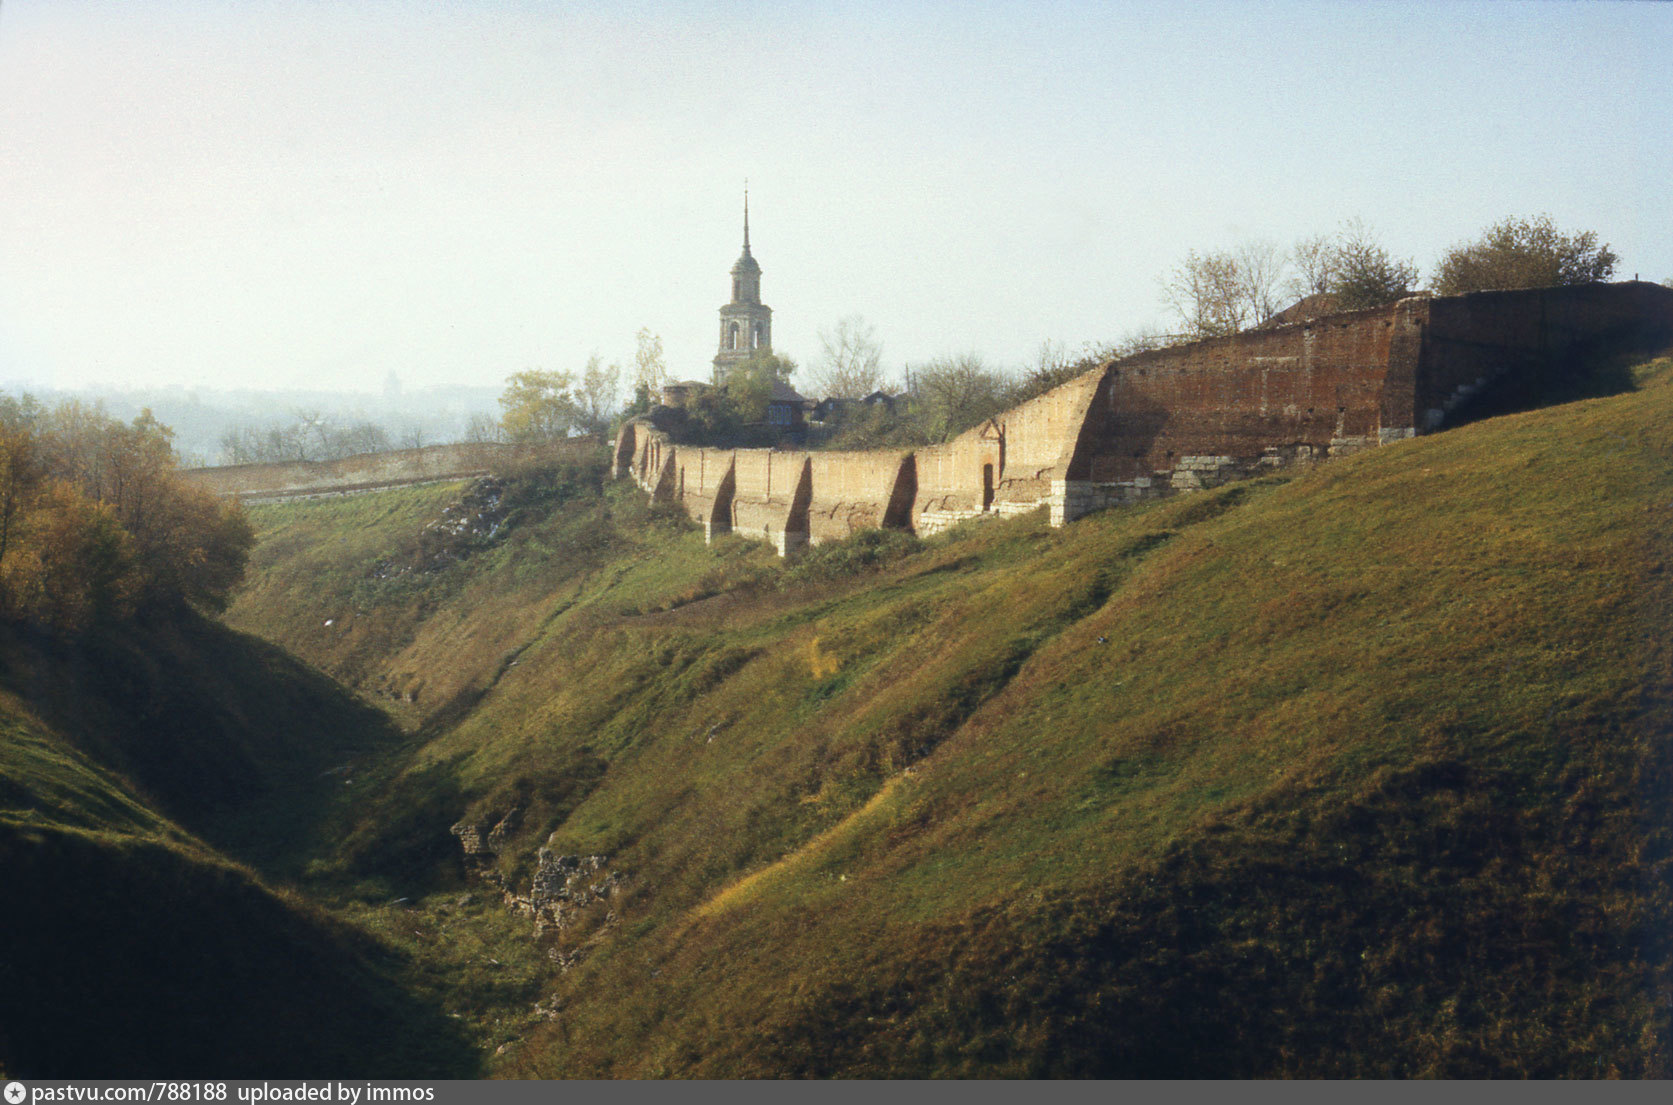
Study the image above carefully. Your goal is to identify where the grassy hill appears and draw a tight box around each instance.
[0,615,479,1077]
[210,352,1673,1077]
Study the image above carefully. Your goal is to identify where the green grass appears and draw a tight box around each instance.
[0,821,479,1078]
[205,354,1673,1076]
[0,705,176,840]
[0,607,477,1077]
[13,352,1667,1076]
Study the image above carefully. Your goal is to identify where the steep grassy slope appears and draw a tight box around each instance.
[0,617,478,1077]
[223,462,632,733]
[224,356,1673,1077]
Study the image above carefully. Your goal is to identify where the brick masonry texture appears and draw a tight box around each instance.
[618,282,1673,554]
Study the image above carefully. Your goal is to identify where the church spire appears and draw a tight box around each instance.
[716,187,771,375]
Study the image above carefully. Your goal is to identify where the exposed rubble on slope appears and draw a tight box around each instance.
[450,810,625,940]
[369,476,508,580]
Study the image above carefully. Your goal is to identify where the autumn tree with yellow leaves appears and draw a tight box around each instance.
[0,395,253,632]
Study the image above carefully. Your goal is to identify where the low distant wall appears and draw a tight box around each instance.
[184,438,600,500]
[615,282,1673,553]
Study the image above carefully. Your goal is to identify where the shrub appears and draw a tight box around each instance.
[1433,214,1618,296]
[783,527,922,585]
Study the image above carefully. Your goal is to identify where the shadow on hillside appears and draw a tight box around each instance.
[0,827,480,1078]
[0,610,407,876]
[746,753,1673,1077]
[0,611,482,1077]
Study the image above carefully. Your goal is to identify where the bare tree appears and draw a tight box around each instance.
[809,315,885,399]
[1236,239,1287,324]
[1161,250,1216,339]
[1163,249,1252,339]
[268,425,306,461]
[290,408,333,461]
[465,412,506,444]
[218,425,256,465]
[218,421,305,463]
[633,328,666,395]
[908,353,1010,443]
[1031,339,1075,383]
[577,354,621,436]
[1287,232,1338,299]
[328,422,390,458]
[1006,340,1079,404]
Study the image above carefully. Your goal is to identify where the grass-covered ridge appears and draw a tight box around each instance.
[206,353,1673,1076]
[0,613,478,1077]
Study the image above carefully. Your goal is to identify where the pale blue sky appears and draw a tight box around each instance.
[1,0,1667,393]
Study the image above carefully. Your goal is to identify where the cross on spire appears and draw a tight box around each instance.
[743,181,750,253]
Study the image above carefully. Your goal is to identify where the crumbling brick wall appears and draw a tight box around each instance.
[988,369,1107,512]
[806,450,916,542]
[615,282,1673,549]
[1067,299,1421,489]
[914,425,1004,520]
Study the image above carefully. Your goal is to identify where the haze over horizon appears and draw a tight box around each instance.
[2,0,1668,396]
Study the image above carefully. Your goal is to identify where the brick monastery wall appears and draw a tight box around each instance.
[1052,282,1673,524]
[910,370,1107,534]
[1052,299,1424,521]
[730,449,813,554]
[806,450,916,541]
[615,423,917,554]
[616,282,1673,553]
[913,435,1000,523]
[1416,282,1673,428]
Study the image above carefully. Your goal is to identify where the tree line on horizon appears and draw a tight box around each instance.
[1157,213,1624,344]
[217,413,407,466]
[805,214,1635,449]
[626,214,1631,451]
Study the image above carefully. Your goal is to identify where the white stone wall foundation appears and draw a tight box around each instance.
[917,508,994,537]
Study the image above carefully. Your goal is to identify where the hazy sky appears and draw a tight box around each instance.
[1,0,1668,394]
